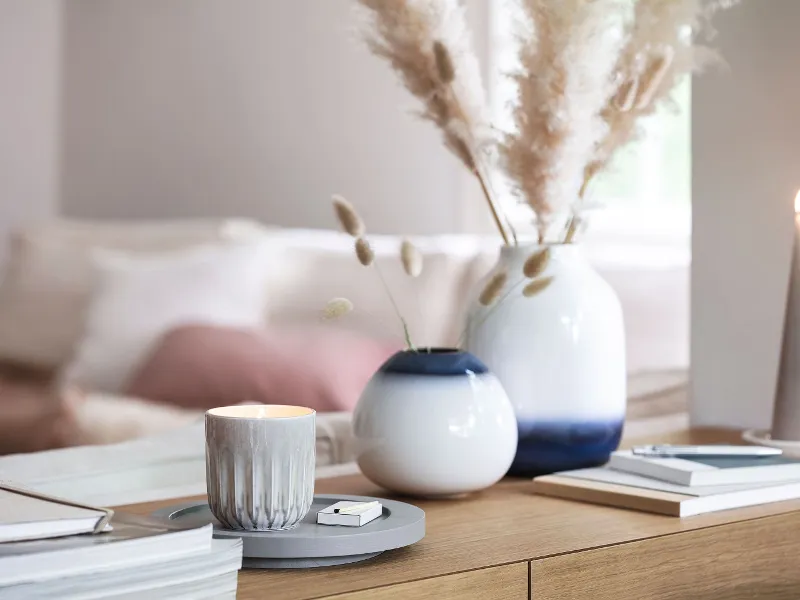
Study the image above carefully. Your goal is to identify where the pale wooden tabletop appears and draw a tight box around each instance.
[118,427,800,600]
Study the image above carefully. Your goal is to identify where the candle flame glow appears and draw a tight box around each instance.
[795,189,800,214]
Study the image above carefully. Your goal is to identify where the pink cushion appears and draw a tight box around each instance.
[124,324,399,412]
[0,371,84,455]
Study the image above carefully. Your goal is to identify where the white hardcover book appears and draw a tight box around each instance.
[607,450,800,486]
[534,467,800,517]
[0,514,212,587]
[0,485,112,543]
[3,538,243,599]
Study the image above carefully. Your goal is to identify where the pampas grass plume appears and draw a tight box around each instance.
[479,271,508,306]
[323,297,354,320]
[355,237,374,266]
[400,239,423,277]
[522,277,554,298]
[332,194,365,238]
[355,0,512,245]
[522,248,551,279]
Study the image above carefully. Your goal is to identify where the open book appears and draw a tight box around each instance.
[0,484,112,543]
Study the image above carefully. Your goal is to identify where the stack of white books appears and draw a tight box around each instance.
[0,485,242,599]
[533,448,800,517]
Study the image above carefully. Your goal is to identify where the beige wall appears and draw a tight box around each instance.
[691,1,800,429]
[61,0,491,235]
[0,0,61,252]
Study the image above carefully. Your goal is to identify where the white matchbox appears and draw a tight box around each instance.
[316,501,383,527]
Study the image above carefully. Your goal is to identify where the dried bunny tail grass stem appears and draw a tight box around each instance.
[332,194,365,238]
[355,237,375,266]
[355,0,511,245]
[374,263,415,351]
[353,236,414,350]
[323,297,354,320]
[479,271,508,306]
[400,239,423,277]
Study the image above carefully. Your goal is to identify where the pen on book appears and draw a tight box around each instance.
[333,501,380,514]
[631,444,782,458]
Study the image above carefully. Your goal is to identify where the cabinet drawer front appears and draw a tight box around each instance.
[532,512,800,600]
[327,562,529,600]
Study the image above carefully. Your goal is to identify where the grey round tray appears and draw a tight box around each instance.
[152,494,425,569]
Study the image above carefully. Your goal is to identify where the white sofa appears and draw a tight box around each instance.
[0,218,689,373]
[0,218,689,504]
[261,227,689,374]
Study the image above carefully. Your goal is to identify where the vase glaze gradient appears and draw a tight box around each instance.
[466,244,626,476]
[354,349,517,497]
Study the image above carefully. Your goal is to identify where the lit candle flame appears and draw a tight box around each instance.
[795,189,800,214]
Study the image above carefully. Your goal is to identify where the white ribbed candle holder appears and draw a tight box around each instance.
[205,405,315,531]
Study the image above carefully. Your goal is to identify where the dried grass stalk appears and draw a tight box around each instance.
[522,276,554,298]
[400,239,423,277]
[479,271,508,306]
[500,0,629,241]
[355,0,488,171]
[331,193,415,350]
[356,0,511,245]
[323,297,354,320]
[586,0,737,187]
[332,194,365,238]
[355,237,375,266]
[563,215,581,243]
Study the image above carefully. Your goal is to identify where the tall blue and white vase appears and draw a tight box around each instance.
[465,244,626,476]
[353,349,518,497]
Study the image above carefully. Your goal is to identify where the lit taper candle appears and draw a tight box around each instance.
[772,190,800,440]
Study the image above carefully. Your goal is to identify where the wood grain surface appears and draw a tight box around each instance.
[119,429,800,600]
[532,510,800,600]
[272,563,529,600]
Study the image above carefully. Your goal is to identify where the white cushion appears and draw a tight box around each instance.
[0,218,268,369]
[0,218,689,377]
[62,240,272,392]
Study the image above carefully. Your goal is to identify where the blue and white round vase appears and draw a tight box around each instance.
[353,349,518,497]
[465,244,626,476]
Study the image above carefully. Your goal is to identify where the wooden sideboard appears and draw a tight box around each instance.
[121,429,800,599]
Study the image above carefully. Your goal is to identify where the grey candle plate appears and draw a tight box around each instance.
[152,494,425,569]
